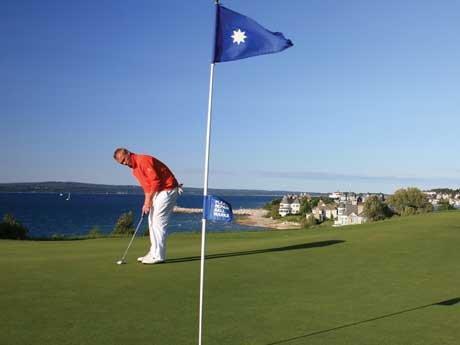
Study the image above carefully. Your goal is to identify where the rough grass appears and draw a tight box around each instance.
[1,211,460,345]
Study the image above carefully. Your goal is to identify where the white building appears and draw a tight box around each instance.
[329,192,342,200]
[454,200,460,209]
[334,203,367,227]
[278,196,291,217]
[426,190,460,209]
[278,195,306,216]
[311,201,338,221]
[291,198,301,215]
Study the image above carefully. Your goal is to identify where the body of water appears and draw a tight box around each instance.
[0,193,279,238]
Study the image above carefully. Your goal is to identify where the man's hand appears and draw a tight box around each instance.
[143,192,154,215]
[142,204,152,215]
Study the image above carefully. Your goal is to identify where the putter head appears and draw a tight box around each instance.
[116,260,126,265]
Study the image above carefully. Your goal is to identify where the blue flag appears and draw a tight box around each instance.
[213,5,293,63]
[203,195,233,223]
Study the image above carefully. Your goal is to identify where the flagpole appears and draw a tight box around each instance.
[198,62,214,345]
[198,2,219,345]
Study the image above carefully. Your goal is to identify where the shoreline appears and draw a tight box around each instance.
[235,209,302,230]
[173,206,254,215]
[174,207,302,230]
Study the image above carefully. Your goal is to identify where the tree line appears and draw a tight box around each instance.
[364,187,456,220]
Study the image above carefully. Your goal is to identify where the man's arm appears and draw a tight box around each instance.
[142,191,154,215]
[139,159,161,214]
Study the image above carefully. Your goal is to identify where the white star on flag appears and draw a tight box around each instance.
[231,29,247,45]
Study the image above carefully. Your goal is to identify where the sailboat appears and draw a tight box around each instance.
[65,193,71,201]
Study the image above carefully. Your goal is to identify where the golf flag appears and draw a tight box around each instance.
[198,4,292,345]
[203,195,233,223]
[213,5,293,63]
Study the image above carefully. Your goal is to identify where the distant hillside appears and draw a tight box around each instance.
[0,182,142,195]
[0,181,317,197]
[427,188,460,194]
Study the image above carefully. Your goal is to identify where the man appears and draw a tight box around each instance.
[113,148,180,264]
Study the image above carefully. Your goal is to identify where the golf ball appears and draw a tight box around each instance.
[116,260,124,265]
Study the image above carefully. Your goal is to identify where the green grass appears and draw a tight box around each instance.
[2,211,460,345]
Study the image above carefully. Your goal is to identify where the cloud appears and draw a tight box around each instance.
[251,170,460,184]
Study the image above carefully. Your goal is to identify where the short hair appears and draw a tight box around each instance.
[113,147,129,160]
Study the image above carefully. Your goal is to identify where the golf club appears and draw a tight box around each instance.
[116,214,144,265]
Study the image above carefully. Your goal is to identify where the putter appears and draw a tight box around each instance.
[116,214,144,265]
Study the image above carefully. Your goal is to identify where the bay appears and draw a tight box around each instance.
[0,193,279,238]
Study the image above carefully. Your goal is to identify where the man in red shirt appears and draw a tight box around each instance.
[114,148,181,264]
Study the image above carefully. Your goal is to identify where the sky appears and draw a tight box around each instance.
[2,0,460,193]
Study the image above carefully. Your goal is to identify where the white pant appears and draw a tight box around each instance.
[146,187,179,261]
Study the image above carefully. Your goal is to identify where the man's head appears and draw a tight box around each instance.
[113,148,133,168]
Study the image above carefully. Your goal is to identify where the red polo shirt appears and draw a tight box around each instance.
[130,153,178,194]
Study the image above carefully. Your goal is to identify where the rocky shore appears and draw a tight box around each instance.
[173,207,301,230]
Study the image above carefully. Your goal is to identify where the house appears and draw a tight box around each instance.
[424,191,437,198]
[278,194,308,216]
[331,191,384,204]
[299,193,312,200]
[329,192,342,200]
[334,203,367,227]
[325,205,338,220]
[311,203,324,221]
[454,200,460,209]
[337,192,359,204]
[311,201,337,221]
[291,198,301,215]
[278,196,291,217]
[425,190,460,209]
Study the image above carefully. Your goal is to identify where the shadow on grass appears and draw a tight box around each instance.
[265,297,460,345]
[166,240,345,264]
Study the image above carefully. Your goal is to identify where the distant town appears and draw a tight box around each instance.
[275,190,460,227]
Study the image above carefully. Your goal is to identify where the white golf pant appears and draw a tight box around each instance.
[147,187,179,261]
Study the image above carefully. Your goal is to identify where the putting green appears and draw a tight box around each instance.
[1,211,460,345]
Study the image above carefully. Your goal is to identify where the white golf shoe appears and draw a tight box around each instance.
[141,257,165,265]
[137,252,151,262]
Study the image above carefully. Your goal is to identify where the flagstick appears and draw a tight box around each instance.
[198,61,215,345]
[199,2,219,344]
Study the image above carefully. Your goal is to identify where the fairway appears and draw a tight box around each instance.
[1,212,460,345]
